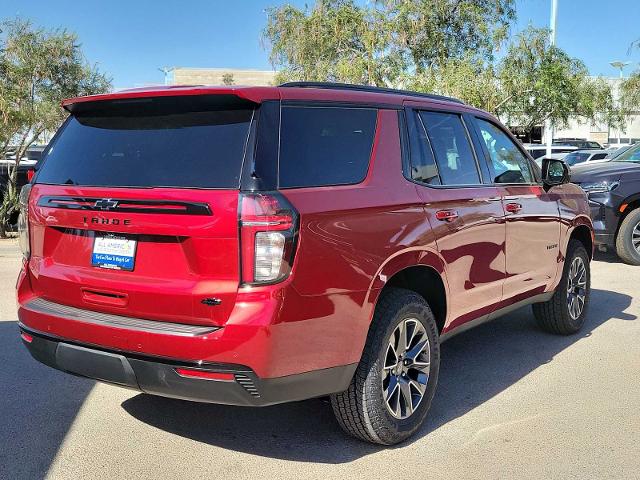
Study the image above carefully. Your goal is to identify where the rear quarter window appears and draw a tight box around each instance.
[278,106,378,188]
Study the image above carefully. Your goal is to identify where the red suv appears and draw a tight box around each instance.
[17,82,593,445]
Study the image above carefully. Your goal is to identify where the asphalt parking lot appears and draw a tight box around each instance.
[1,238,639,480]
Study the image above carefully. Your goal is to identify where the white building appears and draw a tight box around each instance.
[167,67,277,87]
[552,78,640,146]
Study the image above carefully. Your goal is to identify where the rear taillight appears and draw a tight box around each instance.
[17,184,32,259]
[239,192,298,284]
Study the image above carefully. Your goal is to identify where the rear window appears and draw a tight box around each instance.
[37,104,253,189]
[278,106,377,188]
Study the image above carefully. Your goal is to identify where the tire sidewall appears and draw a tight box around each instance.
[618,210,640,265]
[364,295,440,441]
[559,242,591,330]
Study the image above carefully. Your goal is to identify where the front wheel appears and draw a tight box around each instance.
[533,239,591,335]
[615,208,640,266]
[330,288,440,445]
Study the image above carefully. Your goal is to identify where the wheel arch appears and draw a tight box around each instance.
[366,249,448,334]
[616,195,640,238]
[569,221,594,260]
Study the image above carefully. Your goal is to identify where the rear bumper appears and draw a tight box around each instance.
[20,326,356,406]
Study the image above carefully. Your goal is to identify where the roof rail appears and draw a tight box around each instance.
[279,81,465,105]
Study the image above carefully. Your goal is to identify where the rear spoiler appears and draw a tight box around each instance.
[62,86,278,113]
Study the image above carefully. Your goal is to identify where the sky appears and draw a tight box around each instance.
[2,0,639,88]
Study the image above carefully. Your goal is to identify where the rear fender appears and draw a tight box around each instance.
[364,247,449,324]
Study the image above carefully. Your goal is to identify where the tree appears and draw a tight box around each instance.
[620,73,640,112]
[497,27,625,137]
[263,2,624,141]
[221,72,235,86]
[403,58,503,113]
[263,0,515,86]
[380,0,515,71]
[0,18,111,236]
[264,0,396,86]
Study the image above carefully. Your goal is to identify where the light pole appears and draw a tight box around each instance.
[545,0,558,156]
[608,61,630,145]
[610,61,630,79]
[158,67,173,86]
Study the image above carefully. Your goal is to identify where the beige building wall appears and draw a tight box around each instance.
[549,77,640,146]
[554,114,640,146]
[170,68,277,86]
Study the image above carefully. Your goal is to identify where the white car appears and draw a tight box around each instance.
[523,144,578,161]
[563,149,610,167]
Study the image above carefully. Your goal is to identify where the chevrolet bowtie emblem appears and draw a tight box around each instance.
[94,199,119,210]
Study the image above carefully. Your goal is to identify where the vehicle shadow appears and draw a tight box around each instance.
[122,288,635,463]
[593,250,629,265]
[0,321,94,480]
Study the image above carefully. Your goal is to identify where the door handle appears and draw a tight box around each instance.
[435,209,459,222]
[505,202,523,214]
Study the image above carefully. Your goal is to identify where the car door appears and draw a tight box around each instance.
[472,116,561,305]
[405,108,507,331]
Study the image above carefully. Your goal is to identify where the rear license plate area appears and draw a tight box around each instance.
[92,234,137,271]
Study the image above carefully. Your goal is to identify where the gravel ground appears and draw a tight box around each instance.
[1,238,638,480]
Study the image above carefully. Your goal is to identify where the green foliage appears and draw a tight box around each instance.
[499,27,589,131]
[620,73,640,113]
[221,72,235,85]
[0,18,111,236]
[264,0,514,86]
[265,0,397,86]
[264,4,626,140]
[381,0,515,70]
[403,58,503,113]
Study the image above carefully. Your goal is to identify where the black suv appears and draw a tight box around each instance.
[571,142,640,265]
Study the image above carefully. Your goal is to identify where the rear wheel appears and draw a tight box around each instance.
[615,208,640,266]
[533,239,590,335]
[330,288,440,445]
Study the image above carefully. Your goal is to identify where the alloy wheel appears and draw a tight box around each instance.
[632,221,640,254]
[382,318,430,419]
[566,256,587,320]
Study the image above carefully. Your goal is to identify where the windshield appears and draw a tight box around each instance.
[611,143,640,163]
[37,99,254,189]
[565,152,591,166]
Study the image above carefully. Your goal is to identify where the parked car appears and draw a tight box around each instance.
[524,143,578,160]
[1,146,44,226]
[606,143,633,151]
[17,82,594,445]
[571,142,640,265]
[606,142,637,159]
[554,138,603,149]
[564,149,611,167]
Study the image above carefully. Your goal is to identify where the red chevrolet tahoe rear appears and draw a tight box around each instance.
[17,85,382,403]
[17,83,593,445]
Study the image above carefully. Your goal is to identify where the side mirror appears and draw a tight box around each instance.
[541,157,570,190]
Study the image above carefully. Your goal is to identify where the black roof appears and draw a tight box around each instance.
[279,82,465,105]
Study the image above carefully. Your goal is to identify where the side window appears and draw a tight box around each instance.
[418,111,480,185]
[591,153,607,161]
[279,106,377,188]
[475,118,534,184]
[407,111,440,185]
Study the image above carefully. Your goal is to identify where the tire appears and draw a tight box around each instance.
[330,287,440,445]
[532,239,591,335]
[615,208,640,266]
